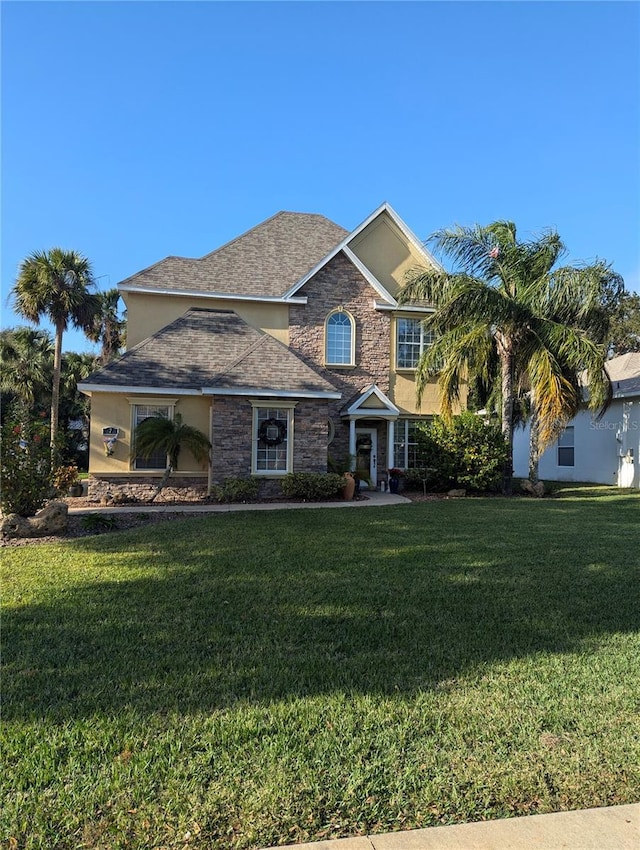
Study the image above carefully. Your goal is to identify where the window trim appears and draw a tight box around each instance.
[395,316,434,371]
[128,398,177,471]
[250,401,297,476]
[324,307,356,367]
[394,419,429,469]
[557,425,575,467]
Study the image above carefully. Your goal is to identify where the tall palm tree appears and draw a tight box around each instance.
[12,249,100,449]
[86,288,126,364]
[400,222,622,493]
[133,413,211,501]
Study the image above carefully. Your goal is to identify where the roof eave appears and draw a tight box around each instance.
[119,284,307,305]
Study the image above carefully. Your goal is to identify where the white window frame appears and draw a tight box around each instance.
[393,419,427,469]
[250,401,296,476]
[325,308,356,367]
[557,425,575,467]
[128,397,177,471]
[396,317,434,370]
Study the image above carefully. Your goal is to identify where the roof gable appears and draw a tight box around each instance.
[342,384,400,418]
[283,203,441,303]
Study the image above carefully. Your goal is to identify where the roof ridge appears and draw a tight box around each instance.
[198,211,345,262]
[118,254,198,288]
[209,330,268,382]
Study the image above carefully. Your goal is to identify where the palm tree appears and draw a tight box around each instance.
[0,327,53,422]
[400,222,622,493]
[59,351,98,429]
[86,288,126,364]
[133,413,211,501]
[12,249,100,450]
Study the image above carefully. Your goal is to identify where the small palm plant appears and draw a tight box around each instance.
[133,413,211,501]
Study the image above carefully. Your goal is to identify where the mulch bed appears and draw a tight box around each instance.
[1,491,454,548]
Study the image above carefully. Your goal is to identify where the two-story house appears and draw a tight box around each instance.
[80,203,453,499]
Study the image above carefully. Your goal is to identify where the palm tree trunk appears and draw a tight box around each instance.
[50,323,63,464]
[498,336,514,495]
[150,465,173,502]
[528,405,540,483]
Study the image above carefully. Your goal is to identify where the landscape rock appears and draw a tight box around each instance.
[447,488,466,497]
[520,479,545,497]
[1,501,69,539]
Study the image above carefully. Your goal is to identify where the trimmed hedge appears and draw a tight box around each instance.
[280,472,345,501]
[210,477,260,503]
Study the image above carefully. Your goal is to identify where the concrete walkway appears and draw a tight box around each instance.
[265,804,639,850]
[68,489,411,514]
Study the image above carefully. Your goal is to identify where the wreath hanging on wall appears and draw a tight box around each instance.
[259,418,287,446]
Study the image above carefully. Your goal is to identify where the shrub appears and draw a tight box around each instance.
[52,463,79,495]
[0,419,53,516]
[80,513,118,532]
[415,412,508,492]
[210,477,260,503]
[403,467,438,494]
[280,472,345,501]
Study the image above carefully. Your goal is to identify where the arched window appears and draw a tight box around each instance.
[325,309,355,366]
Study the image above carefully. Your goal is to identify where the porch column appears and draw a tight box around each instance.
[349,419,356,469]
[387,419,395,471]
[208,400,214,492]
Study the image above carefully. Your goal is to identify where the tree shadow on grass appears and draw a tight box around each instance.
[4,498,639,722]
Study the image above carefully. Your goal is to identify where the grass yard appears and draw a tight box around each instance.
[2,488,640,849]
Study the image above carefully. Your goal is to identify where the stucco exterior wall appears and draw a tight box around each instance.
[88,392,211,475]
[513,401,640,487]
[348,211,428,299]
[124,291,290,348]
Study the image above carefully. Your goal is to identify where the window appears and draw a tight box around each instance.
[393,420,425,469]
[133,404,170,469]
[325,309,355,366]
[252,404,294,474]
[396,318,434,369]
[557,426,575,467]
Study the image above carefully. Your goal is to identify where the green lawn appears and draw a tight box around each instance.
[3,489,640,849]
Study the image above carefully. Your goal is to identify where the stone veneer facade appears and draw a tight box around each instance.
[289,252,392,466]
[210,395,331,498]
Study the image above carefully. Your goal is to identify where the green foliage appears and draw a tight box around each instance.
[401,222,622,492]
[12,248,100,446]
[133,413,211,470]
[2,493,639,847]
[281,472,345,500]
[80,513,118,532]
[608,291,640,355]
[52,463,79,494]
[328,453,356,475]
[0,419,53,516]
[86,287,126,364]
[402,467,437,492]
[210,477,260,503]
[415,412,509,492]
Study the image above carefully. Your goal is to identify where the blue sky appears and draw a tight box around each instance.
[2,1,639,353]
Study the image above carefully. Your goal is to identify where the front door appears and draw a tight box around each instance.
[355,428,377,488]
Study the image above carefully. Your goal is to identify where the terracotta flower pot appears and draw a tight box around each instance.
[342,472,356,500]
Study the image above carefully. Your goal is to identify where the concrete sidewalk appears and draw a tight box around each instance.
[67,489,411,514]
[265,804,639,850]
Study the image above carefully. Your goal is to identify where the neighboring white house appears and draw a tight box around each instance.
[513,352,640,488]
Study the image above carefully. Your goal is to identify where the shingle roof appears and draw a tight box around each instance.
[606,352,640,382]
[119,212,348,298]
[82,309,340,397]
